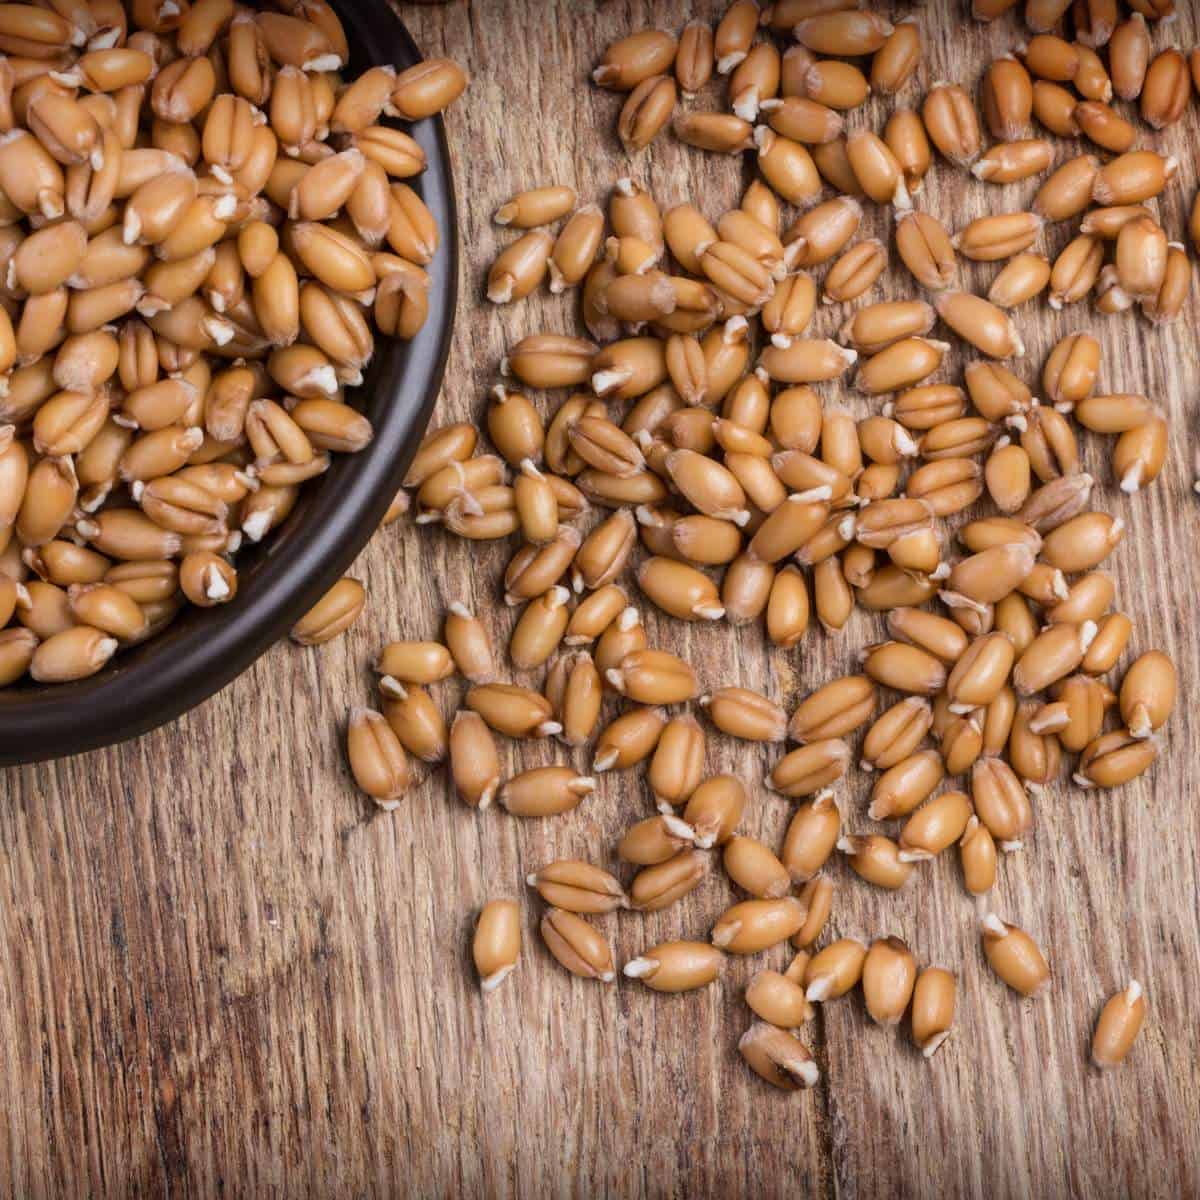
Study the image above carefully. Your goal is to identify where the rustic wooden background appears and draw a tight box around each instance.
[2,1,1199,1195]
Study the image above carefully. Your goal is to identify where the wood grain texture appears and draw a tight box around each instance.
[2,1,1200,1195]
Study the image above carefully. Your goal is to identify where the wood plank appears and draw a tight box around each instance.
[1,1,1198,1195]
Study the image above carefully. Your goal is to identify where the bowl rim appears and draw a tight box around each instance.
[0,3,459,766]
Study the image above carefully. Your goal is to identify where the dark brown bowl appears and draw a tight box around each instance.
[0,2,458,765]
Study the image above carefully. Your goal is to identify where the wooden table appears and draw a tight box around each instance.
[2,2,1199,1195]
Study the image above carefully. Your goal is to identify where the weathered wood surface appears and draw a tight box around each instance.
[2,1,1200,1195]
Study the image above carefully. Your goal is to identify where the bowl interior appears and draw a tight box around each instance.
[0,2,458,765]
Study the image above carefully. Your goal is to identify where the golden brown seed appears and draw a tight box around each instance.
[527,861,626,915]
[618,813,696,866]
[922,82,982,165]
[840,835,912,892]
[593,705,665,773]
[509,586,570,670]
[857,337,947,396]
[1120,651,1176,738]
[947,543,1035,607]
[869,749,944,820]
[794,10,892,55]
[664,448,749,524]
[785,196,861,270]
[900,790,973,860]
[630,849,707,912]
[473,900,520,992]
[29,625,118,684]
[593,30,676,91]
[934,292,1022,360]
[723,837,792,899]
[662,203,717,276]
[1073,42,1113,102]
[1045,675,1107,753]
[860,697,932,773]
[870,17,919,93]
[1035,155,1099,222]
[754,128,821,205]
[966,361,1033,422]
[944,632,1016,713]
[377,639,454,687]
[1140,48,1190,129]
[675,20,714,95]
[1008,700,1062,786]
[607,647,698,705]
[390,57,468,120]
[540,909,615,982]
[449,710,500,809]
[501,766,595,818]
[982,56,1033,140]
[822,239,886,304]
[862,641,946,695]
[777,789,840,881]
[548,206,605,293]
[623,942,724,993]
[786,877,830,949]
[845,129,909,208]
[1073,101,1134,153]
[911,967,956,1058]
[1076,729,1158,788]
[804,937,867,1003]
[759,273,817,346]
[674,110,754,154]
[809,137,861,197]
[1020,34,1078,82]
[884,108,931,195]
[494,186,576,229]
[862,937,916,1027]
[593,605,646,677]
[1143,245,1190,328]
[738,1023,819,1091]
[1093,150,1177,206]
[1031,80,1080,135]
[712,897,807,954]
[289,577,364,645]
[674,775,740,849]
[761,95,843,146]
[954,212,1042,262]
[788,674,875,744]
[504,334,597,390]
[989,254,1051,310]
[894,211,956,290]
[746,970,812,1029]
[564,586,627,648]
[670,514,743,565]
[1115,217,1167,302]
[1092,981,1147,1068]
[467,683,560,739]
[971,757,1032,845]
[840,299,934,355]
[770,739,851,798]
[986,443,1033,513]
[981,914,1049,996]
[646,714,705,809]
[346,708,409,807]
[1017,474,1094,533]
[1040,511,1123,573]
[703,687,787,743]
[487,230,553,305]
[759,337,856,385]
[175,551,235,609]
[972,139,1053,184]
[960,816,997,895]
[759,561,802,644]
